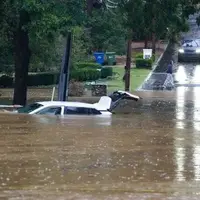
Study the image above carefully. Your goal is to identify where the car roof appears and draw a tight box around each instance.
[37,101,96,109]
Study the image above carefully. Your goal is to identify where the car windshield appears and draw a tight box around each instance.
[182,40,199,47]
[17,103,43,113]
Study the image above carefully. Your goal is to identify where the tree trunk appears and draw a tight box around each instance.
[152,18,156,55]
[144,36,148,48]
[86,0,93,16]
[13,10,31,106]
[125,38,132,91]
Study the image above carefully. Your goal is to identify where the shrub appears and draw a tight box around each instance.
[70,68,101,81]
[135,53,155,61]
[135,53,143,59]
[135,58,153,69]
[75,62,101,69]
[68,80,85,96]
[0,65,14,75]
[0,75,13,88]
[101,67,113,78]
[27,72,59,86]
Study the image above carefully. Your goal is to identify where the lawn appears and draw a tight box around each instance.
[107,66,151,92]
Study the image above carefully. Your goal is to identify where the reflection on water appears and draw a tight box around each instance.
[32,114,112,126]
[1,94,200,199]
[174,87,186,182]
[175,65,188,84]
[174,86,200,184]
[176,86,186,129]
[192,65,200,84]
[193,87,200,130]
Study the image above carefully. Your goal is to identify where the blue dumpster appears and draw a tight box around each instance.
[94,52,105,65]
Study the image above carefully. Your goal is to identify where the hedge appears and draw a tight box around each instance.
[0,75,13,88]
[70,68,101,81]
[0,68,101,88]
[0,73,59,88]
[135,58,153,69]
[135,52,155,61]
[27,72,59,86]
[76,62,101,69]
[101,67,113,78]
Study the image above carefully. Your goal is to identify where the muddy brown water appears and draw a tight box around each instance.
[1,88,200,199]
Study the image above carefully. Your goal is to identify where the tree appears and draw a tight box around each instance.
[118,0,145,91]
[1,0,85,105]
[87,8,126,54]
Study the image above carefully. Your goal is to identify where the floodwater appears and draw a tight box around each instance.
[1,88,200,199]
[175,64,200,86]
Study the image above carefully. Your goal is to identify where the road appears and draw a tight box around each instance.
[174,63,200,87]
[174,13,200,88]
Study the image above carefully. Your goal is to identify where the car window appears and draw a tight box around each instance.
[183,40,199,47]
[17,103,43,113]
[90,108,101,115]
[64,107,101,115]
[64,107,90,115]
[36,106,62,115]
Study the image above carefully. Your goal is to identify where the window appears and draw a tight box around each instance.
[183,40,199,47]
[17,103,43,113]
[64,107,101,115]
[90,108,101,115]
[36,107,62,115]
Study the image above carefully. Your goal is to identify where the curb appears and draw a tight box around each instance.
[136,42,170,91]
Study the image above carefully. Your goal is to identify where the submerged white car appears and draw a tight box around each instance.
[16,91,141,116]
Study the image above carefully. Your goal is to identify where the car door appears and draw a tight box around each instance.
[35,106,62,115]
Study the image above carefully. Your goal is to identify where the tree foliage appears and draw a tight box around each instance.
[0,0,200,103]
[87,8,126,54]
[118,0,199,45]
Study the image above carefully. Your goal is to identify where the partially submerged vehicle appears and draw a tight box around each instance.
[15,91,141,116]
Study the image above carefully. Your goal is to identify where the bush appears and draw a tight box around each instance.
[27,72,59,86]
[101,67,113,78]
[0,69,100,88]
[135,53,143,59]
[76,62,101,69]
[135,58,153,69]
[0,75,13,88]
[68,80,85,96]
[70,68,101,81]
[135,53,155,61]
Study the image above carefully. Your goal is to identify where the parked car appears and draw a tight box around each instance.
[178,39,200,62]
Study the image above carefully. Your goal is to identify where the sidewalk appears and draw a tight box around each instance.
[137,41,177,90]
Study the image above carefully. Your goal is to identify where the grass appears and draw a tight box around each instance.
[106,66,151,92]
[0,66,151,100]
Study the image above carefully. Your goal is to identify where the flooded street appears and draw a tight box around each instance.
[1,90,200,199]
[1,13,200,200]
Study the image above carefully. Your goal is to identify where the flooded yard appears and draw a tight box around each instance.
[1,88,200,199]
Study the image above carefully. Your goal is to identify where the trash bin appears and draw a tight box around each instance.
[94,52,105,65]
[106,52,116,65]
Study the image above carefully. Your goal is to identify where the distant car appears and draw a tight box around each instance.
[178,39,200,62]
[15,91,141,116]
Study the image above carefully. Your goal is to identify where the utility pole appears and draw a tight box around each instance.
[125,31,132,91]
[58,31,72,101]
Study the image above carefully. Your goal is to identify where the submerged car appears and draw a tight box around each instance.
[15,91,141,116]
[178,39,200,62]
